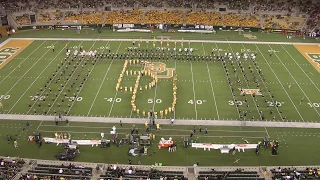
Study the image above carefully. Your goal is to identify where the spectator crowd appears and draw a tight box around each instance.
[0,0,318,32]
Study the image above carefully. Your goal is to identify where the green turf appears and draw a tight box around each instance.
[0,39,319,122]
[0,119,320,166]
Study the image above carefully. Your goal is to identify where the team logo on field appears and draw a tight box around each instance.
[306,53,320,69]
[243,34,257,39]
[239,88,262,95]
[0,47,20,64]
[144,62,175,79]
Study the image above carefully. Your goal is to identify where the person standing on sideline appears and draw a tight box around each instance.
[171,119,174,125]
[52,44,55,52]
[199,125,202,133]
[120,120,122,128]
[204,127,208,135]
[14,140,18,149]
[26,121,30,130]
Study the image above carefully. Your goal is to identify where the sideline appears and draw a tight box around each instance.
[6,37,320,45]
[0,114,320,128]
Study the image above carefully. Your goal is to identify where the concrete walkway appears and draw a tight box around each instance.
[1,114,320,128]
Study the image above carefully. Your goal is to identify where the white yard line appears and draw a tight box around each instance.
[226,43,263,120]
[213,43,241,119]
[189,61,198,119]
[173,59,177,120]
[240,43,283,120]
[202,42,220,119]
[264,127,270,138]
[27,41,84,114]
[280,44,320,92]
[87,43,122,116]
[0,41,47,86]
[255,44,305,121]
[205,62,220,120]
[1,41,58,101]
[68,41,110,115]
[35,120,43,131]
[47,41,99,114]
[8,41,66,113]
[268,44,320,117]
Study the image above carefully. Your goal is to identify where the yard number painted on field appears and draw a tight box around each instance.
[0,48,20,64]
[30,96,46,101]
[228,100,244,106]
[188,100,206,105]
[306,53,320,68]
[308,103,320,108]
[104,98,122,103]
[0,95,10,100]
[267,101,284,107]
[65,96,83,102]
[148,99,162,104]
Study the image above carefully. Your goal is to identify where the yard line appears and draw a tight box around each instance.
[27,41,84,114]
[189,61,198,119]
[108,42,146,117]
[213,43,241,119]
[35,120,44,131]
[268,44,320,117]
[240,43,283,120]
[280,45,320,93]
[173,59,177,120]
[0,41,58,101]
[264,127,270,138]
[0,41,47,85]
[67,41,110,115]
[47,40,99,114]
[226,43,262,120]
[87,43,122,116]
[255,44,304,121]
[37,129,264,138]
[7,41,63,113]
[202,42,220,119]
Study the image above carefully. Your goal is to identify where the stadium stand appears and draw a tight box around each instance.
[271,167,320,180]
[144,10,184,24]
[197,168,265,180]
[99,165,187,180]
[106,10,143,24]
[12,14,31,25]
[0,157,26,180]
[64,11,105,24]
[185,12,223,26]
[20,162,93,180]
[2,0,318,32]
[37,10,64,22]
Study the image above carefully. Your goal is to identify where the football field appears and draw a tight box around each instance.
[0,38,320,123]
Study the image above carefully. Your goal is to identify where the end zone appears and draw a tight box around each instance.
[0,40,33,69]
[294,44,320,73]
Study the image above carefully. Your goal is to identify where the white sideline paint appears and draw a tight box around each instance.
[1,114,320,128]
[8,37,320,45]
